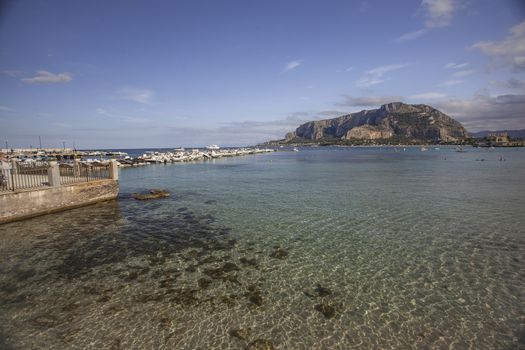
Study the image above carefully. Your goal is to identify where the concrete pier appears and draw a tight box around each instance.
[0,179,119,224]
[0,160,120,224]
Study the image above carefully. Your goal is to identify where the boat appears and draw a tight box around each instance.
[292,147,299,152]
[173,147,185,152]
[206,144,220,150]
[456,146,465,152]
[420,147,428,151]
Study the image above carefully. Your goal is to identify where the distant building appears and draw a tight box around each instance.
[487,132,510,145]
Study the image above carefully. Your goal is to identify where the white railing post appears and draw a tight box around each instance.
[47,161,60,187]
[10,159,18,175]
[109,160,119,181]
[74,159,81,177]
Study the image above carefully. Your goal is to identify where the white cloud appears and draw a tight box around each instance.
[435,92,525,130]
[284,60,301,72]
[395,29,428,42]
[21,70,73,84]
[472,19,525,71]
[421,0,457,28]
[445,62,469,69]
[117,88,153,104]
[451,69,476,78]
[394,0,458,43]
[0,106,13,112]
[440,80,464,86]
[408,92,447,100]
[356,63,409,87]
[490,78,525,91]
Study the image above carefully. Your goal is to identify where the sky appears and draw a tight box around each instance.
[1,0,524,148]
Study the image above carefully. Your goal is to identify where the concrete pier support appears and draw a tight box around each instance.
[109,160,119,181]
[47,161,60,187]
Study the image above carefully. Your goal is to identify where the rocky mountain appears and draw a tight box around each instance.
[284,102,467,143]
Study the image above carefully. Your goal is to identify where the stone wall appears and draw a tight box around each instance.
[0,179,119,224]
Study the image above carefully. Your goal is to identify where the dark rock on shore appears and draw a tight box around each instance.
[246,339,275,350]
[132,189,170,200]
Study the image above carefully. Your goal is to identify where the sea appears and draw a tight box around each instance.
[0,146,524,349]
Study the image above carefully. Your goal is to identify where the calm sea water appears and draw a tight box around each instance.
[0,147,524,349]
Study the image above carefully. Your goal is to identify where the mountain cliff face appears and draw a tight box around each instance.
[286,102,467,143]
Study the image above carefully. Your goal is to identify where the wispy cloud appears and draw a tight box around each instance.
[116,88,153,104]
[1,70,24,78]
[445,62,469,69]
[394,0,458,43]
[434,92,525,131]
[21,70,73,84]
[96,107,151,124]
[96,108,112,117]
[284,60,302,72]
[395,29,428,42]
[490,78,525,91]
[355,63,409,87]
[451,69,476,78]
[421,0,457,28]
[408,92,447,100]
[0,106,13,112]
[440,80,464,86]
[472,19,525,71]
[336,67,354,73]
[338,95,405,107]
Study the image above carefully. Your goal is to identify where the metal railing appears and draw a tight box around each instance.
[0,161,113,192]
[1,163,49,192]
[59,163,110,185]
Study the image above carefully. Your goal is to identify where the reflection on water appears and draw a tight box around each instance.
[0,147,524,349]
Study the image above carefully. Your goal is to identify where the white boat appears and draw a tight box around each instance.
[420,147,428,151]
[456,146,465,152]
[206,144,220,150]
[292,147,299,152]
[174,147,185,152]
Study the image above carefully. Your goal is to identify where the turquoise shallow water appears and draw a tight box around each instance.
[0,147,524,349]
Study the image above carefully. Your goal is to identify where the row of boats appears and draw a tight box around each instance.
[118,147,275,166]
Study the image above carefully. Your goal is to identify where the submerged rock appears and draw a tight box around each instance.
[314,284,332,297]
[198,278,212,289]
[245,285,264,307]
[159,317,172,330]
[315,303,336,319]
[245,339,275,350]
[132,189,170,200]
[230,327,251,340]
[204,262,240,282]
[270,248,288,259]
[239,257,258,267]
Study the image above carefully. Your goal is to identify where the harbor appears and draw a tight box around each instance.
[1,146,276,168]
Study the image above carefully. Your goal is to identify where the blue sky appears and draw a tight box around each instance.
[1,0,524,148]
